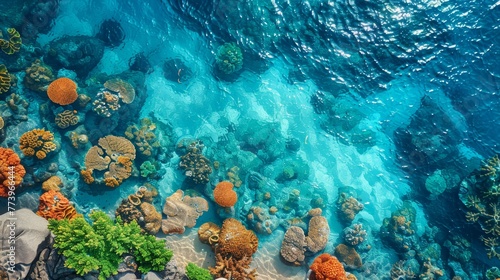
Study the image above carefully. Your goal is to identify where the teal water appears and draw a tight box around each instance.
[1,0,500,279]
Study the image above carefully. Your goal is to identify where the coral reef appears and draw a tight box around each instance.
[140,160,158,178]
[280,226,307,266]
[380,202,418,253]
[23,59,55,92]
[0,28,22,55]
[179,140,212,184]
[92,88,121,117]
[0,147,26,197]
[125,118,161,158]
[161,189,209,234]
[104,78,136,104]
[41,175,63,192]
[19,128,58,160]
[337,192,364,224]
[305,216,330,253]
[55,109,79,129]
[0,93,29,129]
[213,181,238,208]
[343,223,367,247]
[334,244,362,269]
[215,43,243,74]
[81,135,136,187]
[309,253,348,280]
[47,77,79,105]
[0,64,11,93]
[48,210,173,279]
[198,222,221,245]
[210,254,256,280]
[36,189,79,220]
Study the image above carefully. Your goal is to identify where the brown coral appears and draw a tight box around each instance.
[55,110,79,129]
[0,64,11,94]
[198,222,221,245]
[104,78,136,104]
[124,118,160,158]
[334,244,362,269]
[161,190,209,234]
[36,189,79,220]
[42,175,63,192]
[338,193,364,223]
[47,77,79,105]
[209,254,257,280]
[213,181,238,207]
[179,149,212,184]
[81,135,136,187]
[280,226,306,266]
[306,216,330,253]
[309,253,347,280]
[23,59,55,92]
[0,148,26,197]
[218,218,259,260]
[19,128,57,160]
[140,202,162,235]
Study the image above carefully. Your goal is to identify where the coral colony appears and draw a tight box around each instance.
[1,0,500,280]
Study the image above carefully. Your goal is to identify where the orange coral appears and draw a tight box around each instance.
[80,169,94,184]
[213,181,238,207]
[36,189,80,220]
[310,254,347,280]
[104,78,136,104]
[218,218,258,259]
[0,148,26,197]
[19,128,57,160]
[47,77,79,105]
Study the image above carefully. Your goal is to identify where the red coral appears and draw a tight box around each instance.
[0,148,26,197]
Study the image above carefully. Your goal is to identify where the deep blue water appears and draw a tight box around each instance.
[1,0,500,279]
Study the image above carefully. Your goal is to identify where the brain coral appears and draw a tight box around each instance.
[55,110,79,129]
[36,189,80,220]
[0,28,22,55]
[213,181,238,207]
[47,77,79,105]
[0,148,26,197]
[104,78,136,104]
[19,128,58,160]
[218,218,258,260]
[81,135,136,187]
[310,253,347,280]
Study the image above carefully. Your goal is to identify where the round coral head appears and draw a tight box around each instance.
[310,253,347,280]
[213,181,237,207]
[47,77,79,105]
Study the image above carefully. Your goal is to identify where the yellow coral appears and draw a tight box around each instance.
[23,59,54,92]
[0,28,22,55]
[80,169,95,184]
[19,128,57,160]
[0,64,11,94]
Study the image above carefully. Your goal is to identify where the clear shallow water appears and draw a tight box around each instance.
[1,0,500,278]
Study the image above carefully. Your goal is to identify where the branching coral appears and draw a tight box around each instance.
[55,110,79,129]
[47,77,79,105]
[0,64,11,93]
[92,89,120,117]
[0,28,22,55]
[23,59,55,92]
[213,181,238,207]
[104,78,136,104]
[309,253,347,280]
[343,223,367,246]
[161,189,209,234]
[0,147,26,197]
[36,189,80,220]
[81,135,136,187]
[185,263,212,280]
[209,254,256,280]
[19,128,57,160]
[48,210,173,280]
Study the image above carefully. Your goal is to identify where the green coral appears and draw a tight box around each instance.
[48,210,173,280]
[186,263,212,280]
[215,43,243,74]
[140,160,158,178]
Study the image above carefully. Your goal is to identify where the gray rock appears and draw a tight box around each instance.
[0,208,51,279]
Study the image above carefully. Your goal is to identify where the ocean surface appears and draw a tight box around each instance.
[1,0,500,279]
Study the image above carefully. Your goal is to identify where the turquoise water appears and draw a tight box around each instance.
[1,0,500,279]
